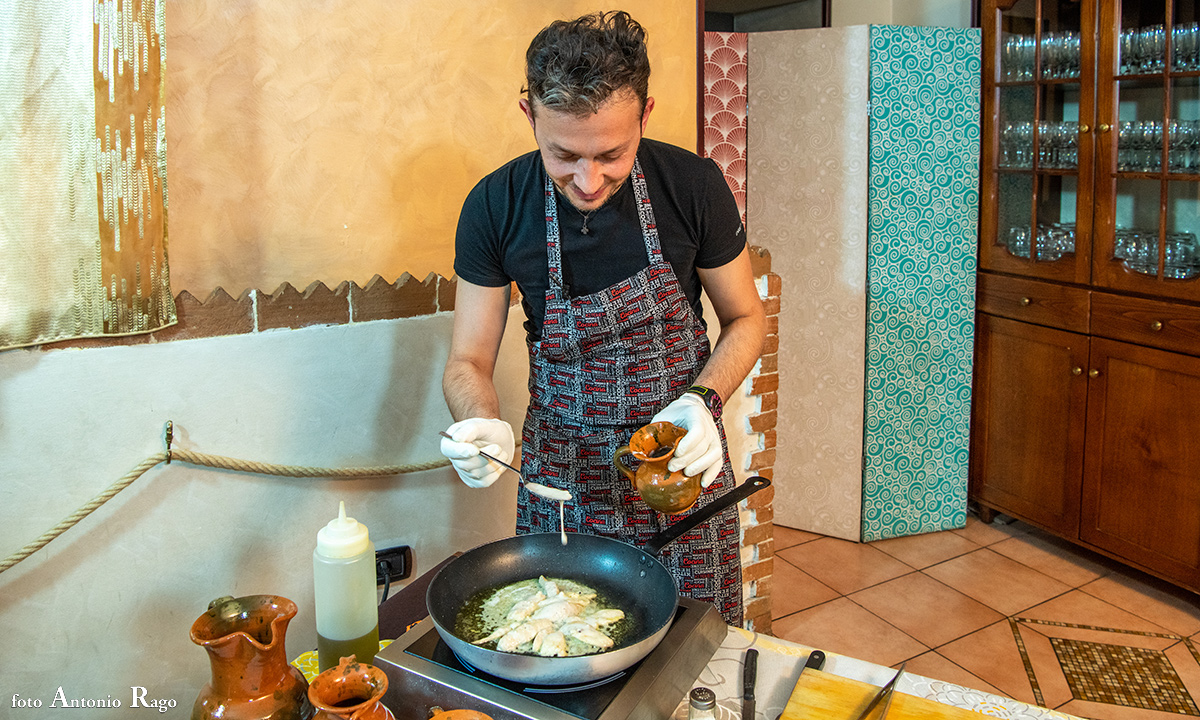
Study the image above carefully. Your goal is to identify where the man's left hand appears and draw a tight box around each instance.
[652,393,723,488]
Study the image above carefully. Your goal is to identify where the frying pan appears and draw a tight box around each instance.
[426,476,771,685]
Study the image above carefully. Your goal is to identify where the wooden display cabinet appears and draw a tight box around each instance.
[974,0,1200,594]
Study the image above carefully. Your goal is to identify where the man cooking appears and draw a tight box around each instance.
[438,10,765,626]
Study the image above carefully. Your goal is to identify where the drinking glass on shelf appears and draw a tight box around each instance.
[1005,225,1031,258]
[1165,232,1200,279]
[1114,228,1130,258]
[1064,31,1081,78]
[1141,121,1164,171]
[1035,224,1063,262]
[1002,121,1033,169]
[1168,120,1199,173]
[1002,34,1034,81]
[1115,229,1159,276]
[1031,223,1076,263]
[999,122,1026,167]
[1037,122,1079,170]
[1038,121,1055,168]
[1043,32,1081,80]
[1121,26,1168,74]
[1043,32,1062,79]
[1117,121,1135,170]
[1120,28,1139,74]
[1141,25,1167,73]
[1173,23,1200,71]
[1120,121,1163,172]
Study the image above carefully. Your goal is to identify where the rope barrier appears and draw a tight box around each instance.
[0,442,450,575]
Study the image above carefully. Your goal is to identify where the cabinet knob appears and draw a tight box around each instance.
[1151,320,1163,331]
[1097,123,1111,133]
[1079,123,1091,133]
[1019,296,1032,306]
[1088,369,1100,378]
[1072,366,1083,375]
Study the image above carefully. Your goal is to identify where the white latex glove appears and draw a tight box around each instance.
[439,418,515,488]
[651,393,723,488]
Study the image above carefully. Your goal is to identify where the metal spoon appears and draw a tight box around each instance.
[438,431,572,503]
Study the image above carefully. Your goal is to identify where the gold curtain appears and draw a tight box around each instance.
[0,0,175,351]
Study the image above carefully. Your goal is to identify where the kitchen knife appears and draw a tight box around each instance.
[878,662,902,720]
[743,648,758,719]
[852,662,906,720]
[774,650,825,720]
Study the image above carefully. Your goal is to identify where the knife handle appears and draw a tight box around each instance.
[804,650,826,671]
[743,648,758,697]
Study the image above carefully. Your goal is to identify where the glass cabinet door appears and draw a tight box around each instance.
[981,0,1095,284]
[1094,0,1200,300]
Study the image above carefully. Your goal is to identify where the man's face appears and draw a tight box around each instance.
[520,92,654,213]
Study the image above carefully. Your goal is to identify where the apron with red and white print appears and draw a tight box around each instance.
[516,158,743,626]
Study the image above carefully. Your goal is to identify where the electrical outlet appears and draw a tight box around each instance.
[375,545,412,585]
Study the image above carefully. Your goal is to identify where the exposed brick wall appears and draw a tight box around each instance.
[33,274,458,350]
[743,248,779,636]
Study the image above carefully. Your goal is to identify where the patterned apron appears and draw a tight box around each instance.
[516,158,744,626]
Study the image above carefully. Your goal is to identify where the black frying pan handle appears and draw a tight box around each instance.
[642,476,771,557]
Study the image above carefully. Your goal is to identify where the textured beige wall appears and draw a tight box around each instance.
[166,1,697,295]
[748,28,869,541]
[0,308,532,705]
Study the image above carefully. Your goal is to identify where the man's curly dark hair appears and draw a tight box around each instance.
[523,11,651,117]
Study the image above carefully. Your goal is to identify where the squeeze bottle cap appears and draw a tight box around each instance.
[316,501,370,558]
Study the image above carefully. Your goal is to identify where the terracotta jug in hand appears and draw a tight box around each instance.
[614,421,702,515]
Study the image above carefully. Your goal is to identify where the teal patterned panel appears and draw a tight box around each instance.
[862,26,980,541]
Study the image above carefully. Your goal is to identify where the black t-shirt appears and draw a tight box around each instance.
[454,138,745,341]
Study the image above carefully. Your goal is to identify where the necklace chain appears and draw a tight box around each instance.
[578,208,596,235]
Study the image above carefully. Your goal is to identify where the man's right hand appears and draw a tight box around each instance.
[439,418,516,488]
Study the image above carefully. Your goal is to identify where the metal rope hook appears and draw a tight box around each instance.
[165,420,173,464]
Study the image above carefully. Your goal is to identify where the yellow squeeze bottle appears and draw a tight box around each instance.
[313,501,379,671]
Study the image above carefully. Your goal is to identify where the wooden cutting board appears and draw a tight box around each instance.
[781,668,987,719]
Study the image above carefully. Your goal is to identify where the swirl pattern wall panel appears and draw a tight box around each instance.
[748,27,870,541]
[749,26,979,541]
[862,26,979,541]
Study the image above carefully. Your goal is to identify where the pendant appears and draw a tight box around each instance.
[581,226,589,235]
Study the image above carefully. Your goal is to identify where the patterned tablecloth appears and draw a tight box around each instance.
[671,627,1082,720]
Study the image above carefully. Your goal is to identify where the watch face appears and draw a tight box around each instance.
[689,386,722,418]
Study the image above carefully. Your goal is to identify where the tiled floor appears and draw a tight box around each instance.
[769,514,1200,719]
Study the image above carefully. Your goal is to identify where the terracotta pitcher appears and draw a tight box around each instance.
[190,595,314,720]
[308,656,394,720]
[614,421,701,515]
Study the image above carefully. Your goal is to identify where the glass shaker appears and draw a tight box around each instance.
[688,687,717,720]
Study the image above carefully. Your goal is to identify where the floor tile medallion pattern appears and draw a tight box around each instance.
[702,31,747,227]
[772,519,1200,719]
[1011,615,1200,716]
[1051,638,1191,711]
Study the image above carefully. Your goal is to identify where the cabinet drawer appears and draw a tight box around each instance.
[1090,293,1200,357]
[977,274,1090,332]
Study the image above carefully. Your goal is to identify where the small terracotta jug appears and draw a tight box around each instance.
[428,710,493,720]
[190,595,313,720]
[308,655,394,720]
[614,421,702,515]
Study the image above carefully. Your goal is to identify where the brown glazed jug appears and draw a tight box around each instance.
[307,655,395,720]
[613,421,702,515]
[190,595,314,720]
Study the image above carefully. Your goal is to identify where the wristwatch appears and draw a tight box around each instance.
[685,385,723,420]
